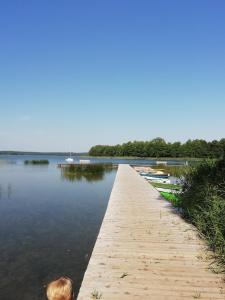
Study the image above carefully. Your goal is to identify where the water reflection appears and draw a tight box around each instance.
[60,164,115,182]
[8,184,12,199]
[0,184,13,200]
[0,163,117,300]
[0,159,16,165]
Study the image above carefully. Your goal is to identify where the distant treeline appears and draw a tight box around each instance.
[89,138,225,158]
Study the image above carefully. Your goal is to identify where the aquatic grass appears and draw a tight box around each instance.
[24,159,49,165]
[61,164,114,182]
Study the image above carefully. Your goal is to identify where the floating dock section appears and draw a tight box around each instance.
[77,164,224,300]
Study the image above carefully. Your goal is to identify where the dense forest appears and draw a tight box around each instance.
[89,138,225,158]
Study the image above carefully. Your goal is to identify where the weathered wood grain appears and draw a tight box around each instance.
[77,165,225,300]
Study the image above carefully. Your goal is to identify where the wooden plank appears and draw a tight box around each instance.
[77,165,225,300]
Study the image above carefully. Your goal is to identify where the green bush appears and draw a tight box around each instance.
[160,192,181,207]
[180,157,225,268]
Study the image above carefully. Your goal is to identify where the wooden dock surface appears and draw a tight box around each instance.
[77,164,225,300]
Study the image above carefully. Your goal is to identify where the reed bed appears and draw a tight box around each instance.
[24,160,49,165]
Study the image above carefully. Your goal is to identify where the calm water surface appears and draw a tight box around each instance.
[0,154,187,165]
[0,158,117,300]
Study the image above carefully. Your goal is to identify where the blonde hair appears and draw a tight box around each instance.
[46,277,73,300]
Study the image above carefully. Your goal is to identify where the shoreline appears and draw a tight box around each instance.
[80,155,203,161]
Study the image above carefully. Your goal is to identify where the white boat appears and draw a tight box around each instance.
[143,176,171,184]
[79,159,90,164]
[65,153,74,163]
[156,161,167,165]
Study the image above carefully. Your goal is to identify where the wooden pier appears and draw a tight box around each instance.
[77,164,225,300]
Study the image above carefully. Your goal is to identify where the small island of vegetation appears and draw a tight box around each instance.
[24,160,49,165]
[61,163,114,182]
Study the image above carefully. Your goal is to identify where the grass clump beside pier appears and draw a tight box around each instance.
[160,192,181,207]
[91,290,102,299]
[24,160,49,165]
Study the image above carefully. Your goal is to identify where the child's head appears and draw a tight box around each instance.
[46,277,73,300]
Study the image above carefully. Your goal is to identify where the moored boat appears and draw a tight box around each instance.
[143,176,171,184]
[65,152,74,163]
[140,172,169,179]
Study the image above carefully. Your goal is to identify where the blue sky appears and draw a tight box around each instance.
[0,0,225,151]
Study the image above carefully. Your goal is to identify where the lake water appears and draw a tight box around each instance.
[0,154,187,166]
[0,157,117,300]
